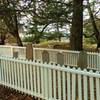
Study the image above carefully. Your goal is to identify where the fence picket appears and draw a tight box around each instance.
[11,60,14,87]
[72,73,76,100]
[30,64,34,95]
[89,70,94,100]
[83,73,88,100]
[33,64,37,95]
[44,67,48,99]
[6,59,9,86]
[8,60,11,86]
[53,69,57,99]
[3,60,6,85]
[10,60,13,87]
[96,77,100,100]
[17,62,20,90]
[78,74,82,100]
[37,65,40,96]
[26,63,30,93]
[62,71,66,100]
[1,60,4,84]
[48,69,52,99]
[23,63,27,91]
[41,67,45,99]
[67,72,71,100]
[19,63,23,91]
[57,70,61,100]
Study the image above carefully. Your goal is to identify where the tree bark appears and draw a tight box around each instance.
[0,34,6,45]
[70,0,83,51]
[13,8,23,46]
[14,33,23,46]
[87,0,100,49]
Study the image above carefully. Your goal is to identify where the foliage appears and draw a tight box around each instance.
[23,31,66,43]
[83,19,100,44]
[84,37,96,44]
[0,0,99,50]
[22,35,34,42]
[26,0,72,43]
[0,0,25,45]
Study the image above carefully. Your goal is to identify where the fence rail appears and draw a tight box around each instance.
[0,45,26,59]
[0,56,100,100]
[0,45,100,70]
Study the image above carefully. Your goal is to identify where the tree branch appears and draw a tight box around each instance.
[40,23,50,33]
[83,33,95,38]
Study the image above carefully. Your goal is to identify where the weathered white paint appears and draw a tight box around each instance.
[0,45,99,70]
[0,56,100,100]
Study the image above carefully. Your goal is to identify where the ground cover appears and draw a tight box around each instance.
[0,85,36,100]
[33,41,97,52]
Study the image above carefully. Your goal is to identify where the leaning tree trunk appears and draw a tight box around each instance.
[15,34,23,46]
[87,0,100,50]
[3,0,23,46]
[70,0,83,51]
[12,30,23,46]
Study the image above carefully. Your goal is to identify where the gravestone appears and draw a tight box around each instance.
[57,53,64,65]
[77,51,87,69]
[42,50,49,63]
[26,43,33,60]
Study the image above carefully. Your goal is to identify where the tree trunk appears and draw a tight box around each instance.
[12,9,23,46]
[56,22,61,41]
[70,0,83,51]
[87,0,100,49]
[0,34,6,45]
[97,36,100,49]
[14,32,23,46]
[15,35,23,46]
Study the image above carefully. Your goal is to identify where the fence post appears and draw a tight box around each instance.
[97,53,100,70]
[33,47,35,60]
[26,43,33,60]
[0,59,1,83]
[77,51,87,69]
[11,46,13,57]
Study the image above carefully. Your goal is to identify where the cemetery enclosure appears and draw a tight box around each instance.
[0,45,100,70]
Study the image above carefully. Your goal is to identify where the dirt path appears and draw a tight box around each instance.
[0,85,36,100]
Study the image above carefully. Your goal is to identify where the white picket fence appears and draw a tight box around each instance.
[0,56,100,100]
[0,45,26,59]
[33,48,99,69]
[0,45,100,70]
